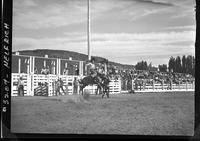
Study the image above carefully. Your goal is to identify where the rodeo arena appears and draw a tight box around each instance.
[11,0,195,135]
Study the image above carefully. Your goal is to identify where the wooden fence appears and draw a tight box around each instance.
[131,80,195,92]
[12,73,194,96]
[11,73,121,96]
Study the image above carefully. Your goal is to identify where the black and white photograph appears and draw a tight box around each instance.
[6,0,197,137]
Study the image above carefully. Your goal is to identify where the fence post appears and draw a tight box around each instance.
[32,56,35,74]
[193,81,195,89]
[59,59,61,75]
[11,73,13,96]
[77,82,80,95]
[56,59,60,75]
[152,80,155,90]
[72,76,74,94]
[26,57,30,74]
[125,80,128,91]
[143,81,145,91]
[31,74,33,96]
[30,56,32,74]
[44,60,46,68]
[162,80,164,90]
[18,58,21,73]
[132,80,134,91]
[31,74,35,96]
[52,61,56,75]
[65,75,68,95]
[92,85,94,94]
[118,78,121,93]
[186,81,188,91]
[104,63,107,75]
[170,80,172,90]
[79,61,83,76]
[52,79,55,96]
[178,81,180,90]
[48,74,50,96]
[27,74,31,96]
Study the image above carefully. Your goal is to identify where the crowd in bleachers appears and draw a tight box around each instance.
[31,58,194,86]
[107,64,195,85]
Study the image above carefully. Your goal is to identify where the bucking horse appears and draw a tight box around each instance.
[78,72,111,98]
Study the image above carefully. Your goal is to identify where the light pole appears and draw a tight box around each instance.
[87,0,91,61]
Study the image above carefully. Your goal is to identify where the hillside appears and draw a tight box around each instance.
[13,49,134,70]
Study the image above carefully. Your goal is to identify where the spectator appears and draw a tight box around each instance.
[55,78,66,95]
[41,66,50,75]
[34,67,38,74]
[73,77,79,94]
[46,66,50,74]
[75,64,79,75]
[97,62,105,74]
[17,76,24,96]
[63,67,68,75]
[41,66,46,74]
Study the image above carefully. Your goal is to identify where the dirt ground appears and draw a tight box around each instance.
[11,91,194,136]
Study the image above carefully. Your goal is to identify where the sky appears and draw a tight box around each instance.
[13,0,196,66]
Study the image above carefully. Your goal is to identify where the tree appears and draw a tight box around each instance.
[148,62,152,71]
[175,56,181,73]
[182,55,186,73]
[135,60,148,70]
[168,56,175,72]
[143,61,148,70]
[158,64,167,72]
[186,55,193,74]
[168,55,195,75]
[192,56,195,76]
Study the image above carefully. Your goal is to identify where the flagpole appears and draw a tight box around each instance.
[87,0,91,61]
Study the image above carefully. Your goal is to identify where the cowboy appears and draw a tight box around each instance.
[85,58,97,77]
[17,76,24,96]
[73,77,79,94]
[55,78,65,95]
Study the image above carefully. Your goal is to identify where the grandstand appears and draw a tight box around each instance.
[11,53,121,96]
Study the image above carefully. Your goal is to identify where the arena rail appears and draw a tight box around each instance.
[131,80,195,92]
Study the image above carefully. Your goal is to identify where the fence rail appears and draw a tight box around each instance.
[131,80,194,92]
